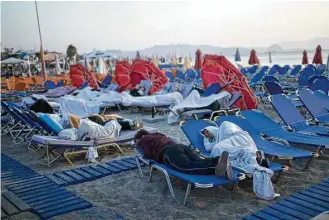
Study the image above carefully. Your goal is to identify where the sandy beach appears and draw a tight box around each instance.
[1,104,329,220]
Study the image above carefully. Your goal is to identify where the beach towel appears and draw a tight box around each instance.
[201,121,276,200]
[77,119,121,140]
[168,90,231,124]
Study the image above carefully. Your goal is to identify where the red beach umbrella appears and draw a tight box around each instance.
[302,50,309,65]
[195,49,203,70]
[248,49,258,65]
[312,45,323,64]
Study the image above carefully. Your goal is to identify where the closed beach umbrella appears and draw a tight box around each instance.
[135,51,141,59]
[152,55,158,67]
[248,49,258,65]
[312,45,323,64]
[55,54,62,73]
[326,54,329,71]
[269,52,272,65]
[195,49,203,70]
[184,56,191,69]
[234,48,241,62]
[302,50,309,65]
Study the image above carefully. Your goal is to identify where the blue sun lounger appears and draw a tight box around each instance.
[180,119,286,181]
[243,177,329,220]
[269,94,329,136]
[297,89,329,125]
[240,110,329,150]
[314,90,329,110]
[214,115,316,169]
[135,147,245,205]
[287,65,302,78]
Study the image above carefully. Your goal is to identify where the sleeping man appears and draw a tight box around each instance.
[134,129,233,179]
[201,121,278,200]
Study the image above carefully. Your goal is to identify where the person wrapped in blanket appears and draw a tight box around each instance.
[130,84,145,97]
[134,129,233,179]
[56,113,143,162]
[201,121,279,200]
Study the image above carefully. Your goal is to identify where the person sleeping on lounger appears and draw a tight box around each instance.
[134,129,233,179]
[201,122,269,168]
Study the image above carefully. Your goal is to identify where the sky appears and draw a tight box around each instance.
[1,1,329,53]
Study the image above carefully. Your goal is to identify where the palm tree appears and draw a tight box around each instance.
[66,44,77,63]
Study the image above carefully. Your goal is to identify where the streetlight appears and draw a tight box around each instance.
[35,1,47,80]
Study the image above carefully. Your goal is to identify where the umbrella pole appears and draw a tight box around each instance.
[35,1,47,81]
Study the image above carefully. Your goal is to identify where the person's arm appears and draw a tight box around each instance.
[203,137,215,152]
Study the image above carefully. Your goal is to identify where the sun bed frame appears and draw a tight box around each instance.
[135,148,245,205]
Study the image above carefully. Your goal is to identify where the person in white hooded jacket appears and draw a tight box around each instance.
[201,121,279,200]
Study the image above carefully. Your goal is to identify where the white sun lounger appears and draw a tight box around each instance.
[31,126,158,166]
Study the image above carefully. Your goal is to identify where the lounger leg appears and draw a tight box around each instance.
[136,156,144,178]
[152,107,155,118]
[149,166,155,182]
[1,119,13,134]
[183,183,192,206]
[304,157,315,170]
[231,182,239,193]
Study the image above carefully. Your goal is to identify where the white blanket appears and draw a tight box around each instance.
[168,90,232,124]
[120,92,183,107]
[202,121,276,200]
[58,96,102,117]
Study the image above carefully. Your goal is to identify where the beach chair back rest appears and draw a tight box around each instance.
[314,90,329,109]
[108,83,119,91]
[26,110,54,134]
[44,80,57,90]
[297,89,329,118]
[267,65,279,75]
[38,113,63,135]
[278,65,290,75]
[309,76,329,94]
[262,75,279,83]
[57,80,65,87]
[180,119,215,154]
[290,65,302,76]
[314,64,326,76]
[270,94,308,131]
[227,92,242,107]
[176,70,186,81]
[298,68,314,87]
[180,83,194,98]
[203,83,222,97]
[13,107,40,129]
[248,65,258,75]
[140,80,152,96]
[165,71,175,82]
[103,75,112,85]
[240,110,281,132]
[215,115,259,135]
[264,81,284,95]
[250,71,265,83]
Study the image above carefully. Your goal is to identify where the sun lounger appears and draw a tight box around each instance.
[267,65,280,76]
[31,126,158,166]
[309,76,329,94]
[180,92,242,120]
[180,119,286,180]
[135,147,245,205]
[314,64,326,76]
[263,82,303,107]
[214,115,316,169]
[296,89,329,125]
[287,65,301,78]
[44,80,57,90]
[97,75,112,88]
[269,94,329,136]
[278,65,290,76]
[179,83,194,98]
[314,90,329,110]
[240,110,329,150]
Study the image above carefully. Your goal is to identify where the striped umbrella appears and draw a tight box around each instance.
[234,48,241,62]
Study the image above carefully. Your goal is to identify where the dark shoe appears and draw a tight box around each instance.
[256,150,264,165]
[215,151,229,177]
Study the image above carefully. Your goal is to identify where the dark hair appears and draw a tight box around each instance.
[134,129,149,142]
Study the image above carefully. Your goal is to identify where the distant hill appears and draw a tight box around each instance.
[102,37,329,57]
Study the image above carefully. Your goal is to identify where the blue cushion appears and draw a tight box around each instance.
[39,114,63,134]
